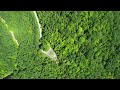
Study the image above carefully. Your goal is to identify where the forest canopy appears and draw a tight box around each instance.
[0,11,120,79]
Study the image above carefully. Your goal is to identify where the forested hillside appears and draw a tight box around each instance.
[0,11,120,79]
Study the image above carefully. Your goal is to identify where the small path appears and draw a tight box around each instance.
[0,16,8,28]
[10,31,19,46]
[1,13,59,64]
[33,11,42,39]
[0,16,19,47]
[33,11,59,64]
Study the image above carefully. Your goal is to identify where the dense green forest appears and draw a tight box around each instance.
[0,11,120,79]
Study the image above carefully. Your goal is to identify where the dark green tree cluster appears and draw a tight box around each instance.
[36,11,120,79]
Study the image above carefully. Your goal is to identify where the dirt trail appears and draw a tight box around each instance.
[33,11,42,39]
[10,31,19,46]
[0,16,19,47]
[33,11,59,64]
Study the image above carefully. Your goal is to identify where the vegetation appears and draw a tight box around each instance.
[0,11,120,79]
[0,11,40,79]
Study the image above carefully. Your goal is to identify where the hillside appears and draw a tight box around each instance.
[0,11,120,79]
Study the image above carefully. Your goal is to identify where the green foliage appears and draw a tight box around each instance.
[39,38,50,51]
[0,11,120,79]
[0,18,17,78]
[36,11,120,79]
[0,11,40,78]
